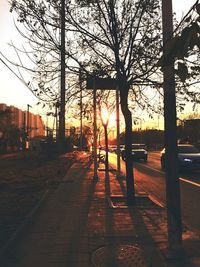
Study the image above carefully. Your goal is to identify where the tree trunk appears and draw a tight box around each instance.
[119,82,135,204]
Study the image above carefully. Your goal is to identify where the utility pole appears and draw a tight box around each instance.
[27,104,31,137]
[162,0,182,253]
[58,0,66,152]
[27,104,32,143]
[22,112,26,151]
[93,79,98,180]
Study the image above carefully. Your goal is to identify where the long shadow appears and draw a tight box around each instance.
[98,171,152,266]
[88,169,125,265]
[112,173,198,266]
[131,206,199,267]
[63,166,98,266]
[103,171,120,266]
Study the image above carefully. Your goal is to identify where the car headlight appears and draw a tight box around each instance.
[183,158,192,162]
[132,152,135,155]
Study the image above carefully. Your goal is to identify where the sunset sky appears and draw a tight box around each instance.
[0,0,198,129]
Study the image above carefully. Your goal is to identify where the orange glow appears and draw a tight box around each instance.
[100,106,118,128]
[108,112,116,127]
[101,107,110,125]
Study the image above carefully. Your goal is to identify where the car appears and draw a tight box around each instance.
[108,145,117,153]
[160,144,200,171]
[121,144,148,162]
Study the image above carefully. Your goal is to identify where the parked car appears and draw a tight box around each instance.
[160,144,200,171]
[108,145,117,153]
[121,144,148,162]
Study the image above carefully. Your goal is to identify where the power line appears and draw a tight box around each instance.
[0,52,57,103]
[0,56,32,91]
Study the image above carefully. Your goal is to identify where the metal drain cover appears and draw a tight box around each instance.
[91,244,147,267]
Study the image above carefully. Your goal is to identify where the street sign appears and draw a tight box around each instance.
[86,76,117,180]
[86,76,117,90]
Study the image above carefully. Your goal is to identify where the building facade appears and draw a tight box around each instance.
[0,103,45,138]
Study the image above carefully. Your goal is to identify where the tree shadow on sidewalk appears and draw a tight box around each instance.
[63,168,98,266]
[103,171,167,267]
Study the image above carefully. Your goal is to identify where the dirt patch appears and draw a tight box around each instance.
[0,151,76,247]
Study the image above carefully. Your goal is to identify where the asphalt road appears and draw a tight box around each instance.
[108,151,200,234]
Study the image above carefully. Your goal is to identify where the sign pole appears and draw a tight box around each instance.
[116,86,121,178]
[86,76,117,180]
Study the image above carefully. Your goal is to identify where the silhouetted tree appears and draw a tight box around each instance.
[8,0,163,202]
[8,0,200,202]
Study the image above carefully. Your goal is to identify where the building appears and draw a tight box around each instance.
[34,114,45,137]
[0,103,45,138]
[0,103,7,111]
[183,119,200,145]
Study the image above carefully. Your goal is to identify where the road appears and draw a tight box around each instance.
[107,151,200,234]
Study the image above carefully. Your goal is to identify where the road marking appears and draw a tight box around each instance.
[137,163,200,187]
[149,195,165,208]
[180,177,200,187]
[110,154,200,187]
[136,163,164,174]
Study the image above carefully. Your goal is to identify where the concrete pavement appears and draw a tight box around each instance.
[1,151,200,266]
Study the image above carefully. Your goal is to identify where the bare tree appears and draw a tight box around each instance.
[8,0,199,202]
[63,0,163,203]
[7,0,163,203]
[158,1,200,108]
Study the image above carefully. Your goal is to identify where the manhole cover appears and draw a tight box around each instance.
[91,244,147,267]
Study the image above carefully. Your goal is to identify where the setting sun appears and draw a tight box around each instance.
[101,107,110,125]
[108,111,116,128]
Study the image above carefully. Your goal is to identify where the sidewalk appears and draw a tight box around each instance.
[1,151,200,266]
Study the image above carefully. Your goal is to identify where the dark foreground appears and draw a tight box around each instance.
[0,151,200,266]
[0,151,76,248]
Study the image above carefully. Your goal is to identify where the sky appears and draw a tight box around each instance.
[0,0,44,116]
[0,0,198,129]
